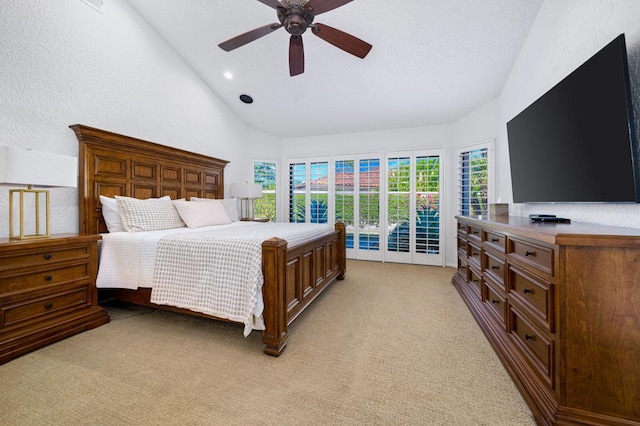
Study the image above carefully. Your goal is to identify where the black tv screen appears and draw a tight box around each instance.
[507,34,639,203]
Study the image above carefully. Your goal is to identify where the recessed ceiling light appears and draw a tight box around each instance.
[223,72,233,80]
[239,94,253,104]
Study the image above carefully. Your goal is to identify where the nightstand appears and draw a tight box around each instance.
[0,234,110,364]
[240,218,269,222]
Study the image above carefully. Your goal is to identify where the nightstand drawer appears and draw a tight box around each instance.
[0,246,90,272]
[1,285,91,328]
[1,263,90,295]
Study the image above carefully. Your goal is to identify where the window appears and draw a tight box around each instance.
[253,160,277,222]
[286,151,442,265]
[335,159,355,249]
[357,158,381,255]
[288,162,307,223]
[309,161,329,223]
[457,144,491,216]
[385,150,442,265]
[287,159,330,223]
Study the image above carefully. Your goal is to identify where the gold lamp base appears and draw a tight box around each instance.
[9,186,50,240]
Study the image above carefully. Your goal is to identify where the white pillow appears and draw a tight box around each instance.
[115,195,185,232]
[172,199,231,228]
[99,195,124,232]
[100,195,171,232]
[191,197,239,222]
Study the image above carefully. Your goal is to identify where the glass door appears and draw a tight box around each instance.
[385,150,443,266]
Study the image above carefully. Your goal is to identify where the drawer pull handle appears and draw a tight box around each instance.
[472,252,479,256]
[524,250,536,257]
[43,253,53,260]
[472,231,479,235]
[524,334,535,341]
[492,299,500,304]
[44,302,53,309]
[44,275,53,281]
[491,265,499,270]
[523,288,532,294]
[492,238,499,243]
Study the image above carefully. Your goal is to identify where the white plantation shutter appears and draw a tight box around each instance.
[288,162,306,223]
[457,144,491,216]
[310,161,329,223]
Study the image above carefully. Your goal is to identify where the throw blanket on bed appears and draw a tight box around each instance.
[149,223,334,336]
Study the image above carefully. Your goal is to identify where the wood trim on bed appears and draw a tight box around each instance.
[71,124,346,356]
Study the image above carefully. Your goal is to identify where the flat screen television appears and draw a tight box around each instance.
[507,34,639,203]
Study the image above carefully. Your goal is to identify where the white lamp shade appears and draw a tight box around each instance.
[0,146,77,187]
[230,182,262,199]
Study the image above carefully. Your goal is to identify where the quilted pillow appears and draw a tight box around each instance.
[173,199,231,228]
[115,195,185,232]
[191,197,239,222]
[100,195,170,233]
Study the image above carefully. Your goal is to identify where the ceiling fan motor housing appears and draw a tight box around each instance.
[277,5,314,36]
[218,0,371,76]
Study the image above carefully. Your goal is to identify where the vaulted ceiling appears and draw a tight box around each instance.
[126,0,544,138]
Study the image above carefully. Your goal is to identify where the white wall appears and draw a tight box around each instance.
[450,98,502,264]
[0,0,270,238]
[499,0,640,227]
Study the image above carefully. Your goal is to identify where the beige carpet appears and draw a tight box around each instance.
[0,261,535,425]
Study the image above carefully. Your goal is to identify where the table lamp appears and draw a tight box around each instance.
[229,182,262,220]
[0,146,77,239]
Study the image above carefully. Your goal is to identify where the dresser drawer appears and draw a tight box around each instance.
[457,255,468,277]
[457,236,468,256]
[0,246,90,272]
[468,241,482,269]
[483,250,506,291]
[508,238,553,277]
[457,222,468,235]
[468,264,482,298]
[508,264,554,332]
[483,230,506,253]
[483,278,506,330]
[0,263,90,295]
[467,225,482,242]
[1,284,92,328]
[509,305,554,388]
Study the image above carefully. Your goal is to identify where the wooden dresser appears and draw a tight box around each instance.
[0,234,110,364]
[454,215,640,426]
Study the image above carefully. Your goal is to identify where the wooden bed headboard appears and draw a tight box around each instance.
[71,124,229,235]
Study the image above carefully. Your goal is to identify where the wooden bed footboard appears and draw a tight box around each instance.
[262,222,346,356]
[71,124,347,356]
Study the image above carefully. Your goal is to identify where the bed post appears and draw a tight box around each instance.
[261,237,289,356]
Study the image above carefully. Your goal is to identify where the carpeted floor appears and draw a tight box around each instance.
[0,260,535,425]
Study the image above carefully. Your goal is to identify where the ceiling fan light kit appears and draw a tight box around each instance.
[218,0,372,76]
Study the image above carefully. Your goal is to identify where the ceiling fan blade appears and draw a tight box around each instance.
[289,36,305,76]
[218,23,281,51]
[311,23,372,58]
[306,0,353,15]
[257,0,283,9]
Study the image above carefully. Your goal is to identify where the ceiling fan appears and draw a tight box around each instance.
[218,0,372,76]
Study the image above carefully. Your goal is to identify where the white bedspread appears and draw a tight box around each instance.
[97,222,335,335]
